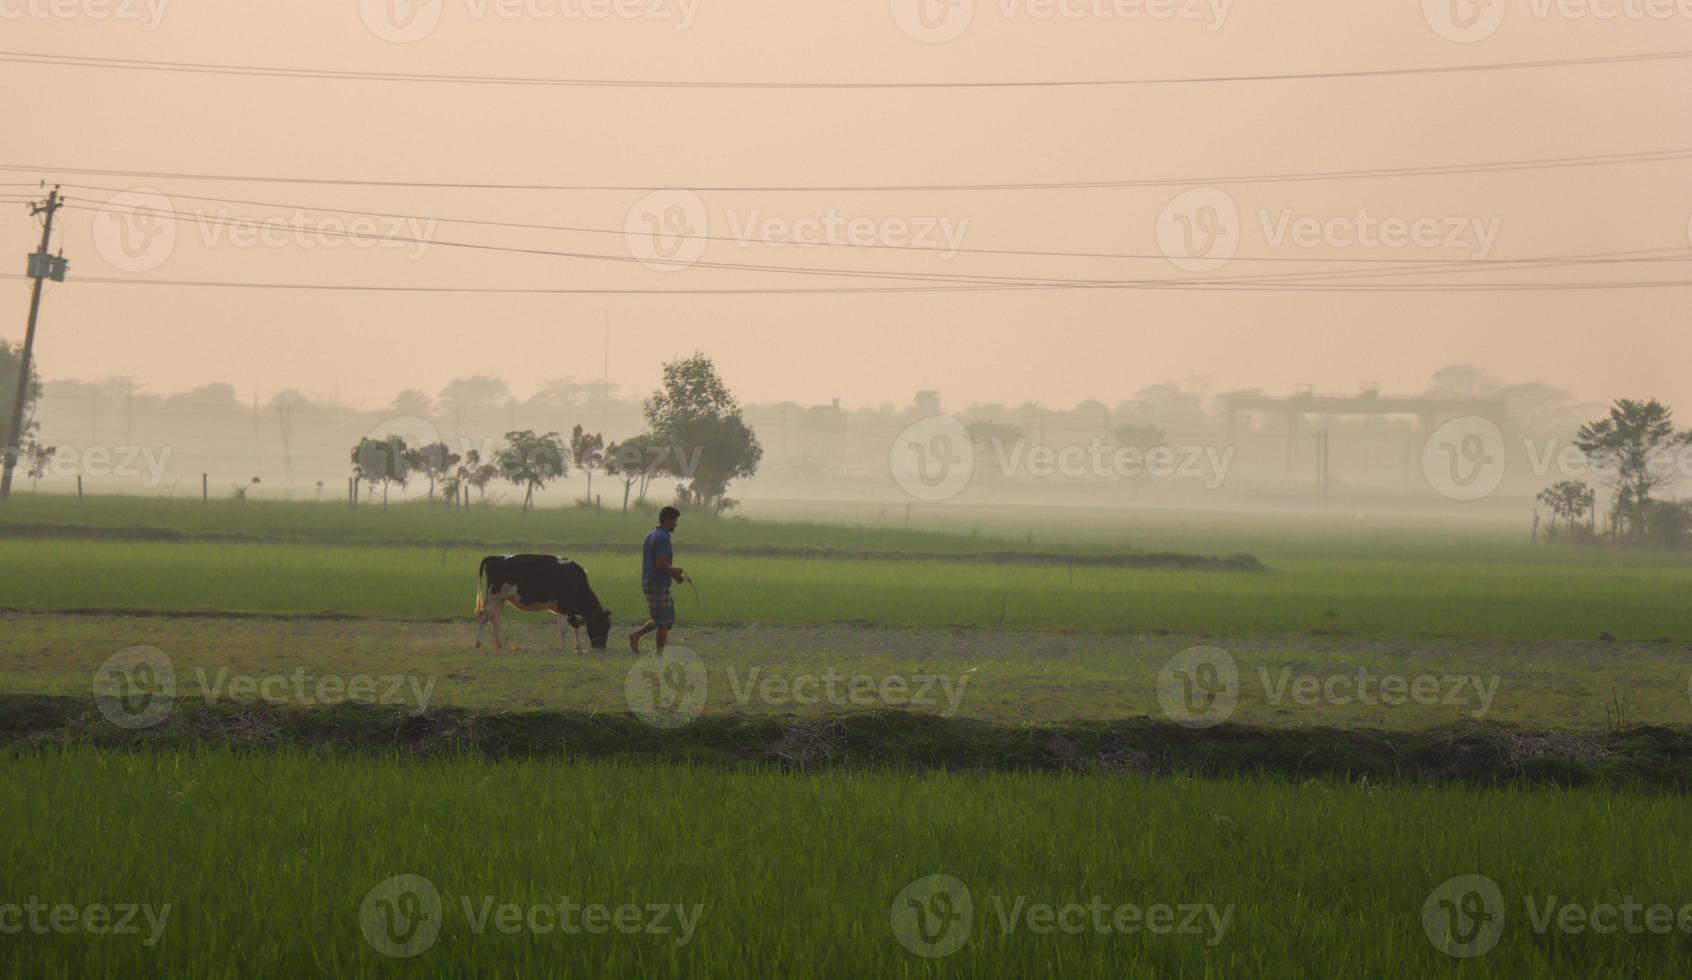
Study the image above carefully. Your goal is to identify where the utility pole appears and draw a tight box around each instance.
[1313,427,1330,511]
[2,187,66,499]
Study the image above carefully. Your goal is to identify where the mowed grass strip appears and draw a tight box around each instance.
[1,538,1689,641]
[6,749,1692,977]
[0,494,1077,556]
[4,614,1688,730]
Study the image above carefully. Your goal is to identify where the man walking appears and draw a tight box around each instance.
[630,506,684,654]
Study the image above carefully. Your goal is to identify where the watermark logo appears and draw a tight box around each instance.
[891,874,1233,958]
[1426,0,1692,43]
[1423,0,1505,42]
[35,445,173,488]
[0,0,168,29]
[891,875,974,957]
[892,0,1230,41]
[725,209,969,257]
[724,667,972,716]
[1423,874,1506,958]
[93,646,175,730]
[92,647,435,729]
[1157,187,1239,272]
[359,0,444,41]
[93,190,435,271]
[92,190,177,273]
[891,0,975,41]
[361,0,699,38]
[890,415,975,502]
[359,873,701,952]
[1156,645,1239,728]
[1422,416,1506,501]
[624,189,709,271]
[0,898,172,945]
[980,437,1234,488]
[1158,187,1502,270]
[625,646,708,728]
[1157,646,1500,725]
[360,874,444,958]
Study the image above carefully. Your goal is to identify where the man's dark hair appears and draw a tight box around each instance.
[659,506,681,523]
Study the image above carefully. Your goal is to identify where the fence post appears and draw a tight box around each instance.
[202,473,208,502]
[76,474,83,500]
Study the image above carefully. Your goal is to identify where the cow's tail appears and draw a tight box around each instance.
[475,556,492,615]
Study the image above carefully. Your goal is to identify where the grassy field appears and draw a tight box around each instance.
[3,613,1687,730]
[4,494,1689,976]
[6,748,1692,978]
[1,535,1689,642]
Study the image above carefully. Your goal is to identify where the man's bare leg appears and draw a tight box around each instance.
[654,628,668,653]
[629,620,655,653]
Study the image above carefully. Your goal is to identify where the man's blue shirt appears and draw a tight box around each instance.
[642,527,673,586]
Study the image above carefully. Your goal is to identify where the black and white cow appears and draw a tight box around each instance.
[475,554,612,652]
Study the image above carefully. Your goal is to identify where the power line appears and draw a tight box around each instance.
[8,148,1689,192]
[57,200,1692,292]
[3,48,1689,88]
[53,181,1692,267]
[8,274,1687,294]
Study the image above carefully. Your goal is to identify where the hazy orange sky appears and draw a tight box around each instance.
[2,0,1689,413]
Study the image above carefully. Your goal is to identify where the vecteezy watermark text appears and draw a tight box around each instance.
[0,0,167,29]
[358,874,701,958]
[93,190,437,273]
[1424,874,1692,959]
[1157,646,1499,728]
[724,666,971,717]
[889,415,1235,502]
[1156,187,1503,272]
[93,647,436,730]
[360,0,701,42]
[890,874,1232,958]
[624,650,975,729]
[892,0,1233,43]
[0,898,171,946]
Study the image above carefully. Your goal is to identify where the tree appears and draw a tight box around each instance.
[350,435,412,506]
[967,420,1023,454]
[0,340,43,451]
[408,442,461,502]
[442,449,499,506]
[643,353,762,514]
[495,430,567,513]
[965,421,1023,480]
[390,389,434,416]
[1112,424,1168,451]
[1536,480,1594,537]
[1641,499,1692,550]
[569,424,605,504]
[437,376,510,418]
[1574,399,1692,540]
[1425,365,1501,400]
[23,438,54,491]
[606,434,672,509]
[604,439,644,515]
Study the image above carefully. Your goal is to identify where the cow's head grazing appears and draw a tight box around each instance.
[585,605,612,649]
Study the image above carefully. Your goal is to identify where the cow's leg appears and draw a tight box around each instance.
[556,613,572,655]
[475,598,491,649]
[489,601,505,650]
[573,623,583,654]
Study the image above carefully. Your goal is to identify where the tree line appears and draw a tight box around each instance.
[348,353,763,516]
[1536,398,1692,549]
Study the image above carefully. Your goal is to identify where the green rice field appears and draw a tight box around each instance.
[5,749,1692,978]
